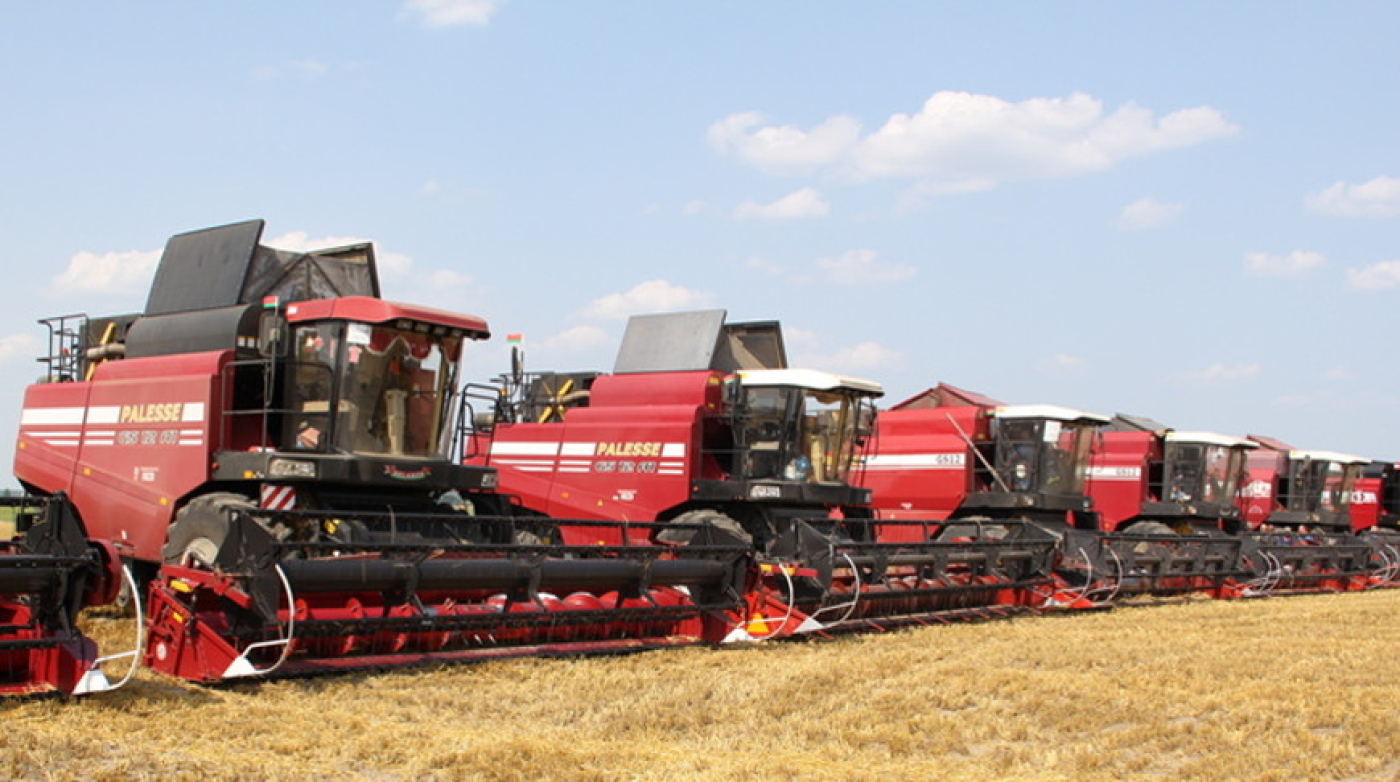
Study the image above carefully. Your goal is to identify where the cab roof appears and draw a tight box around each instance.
[993,404,1109,425]
[736,368,884,397]
[285,296,490,340]
[1165,431,1258,449]
[1288,449,1370,465]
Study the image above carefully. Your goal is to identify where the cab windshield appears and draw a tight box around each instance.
[1285,459,1360,514]
[738,385,874,484]
[284,321,461,457]
[1164,442,1247,504]
[992,417,1094,495]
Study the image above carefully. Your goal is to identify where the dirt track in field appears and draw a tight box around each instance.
[3,589,1398,781]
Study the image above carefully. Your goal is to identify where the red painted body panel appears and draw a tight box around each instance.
[858,405,982,522]
[474,371,722,541]
[15,351,229,562]
[1238,445,1288,529]
[1085,431,1158,531]
[1350,474,1383,532]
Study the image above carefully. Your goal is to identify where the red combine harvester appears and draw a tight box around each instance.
[0,495,138,695]
[1350,462,1400,583]
[861,386,1259,603]
[1090,415,1256,534]
[1086,415,1256,597]
[13,221,752,684]
[1233,436,1381,592]
[468,312,1059,639]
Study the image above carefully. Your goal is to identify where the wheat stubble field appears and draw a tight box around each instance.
[2,589,1397,781]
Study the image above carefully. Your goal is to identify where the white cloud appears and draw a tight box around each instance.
[1118,196,1185,230]
[400,0,499,28]
[734,187,831,221]
[581,280,715,321]
[710,91,1238,192]
[1243,250,1326,278]
[0,333,41,364]
[265,230,365,252]
[1345,260,1400,291]
[544,325,611,350]
[796,341,902,373]
[49,248,161,296]
[1039,353,1088,377]
[1167,361,1262,385]
[707,111,862,176]
[1305,175,1400,218]
[814,249,915,285]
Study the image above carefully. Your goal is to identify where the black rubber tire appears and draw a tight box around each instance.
[657,509,753,547]
[938,517,1009,541]
[1123,521,1175,536]
[161,493,256,566]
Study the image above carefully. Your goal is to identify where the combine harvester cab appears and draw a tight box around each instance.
[0,495,138,696]
[1235,436,1380,593]
[470,312,1059,641]
[1085,415,1257,599]
[16,221,749,685]
[1350,461,1400,585]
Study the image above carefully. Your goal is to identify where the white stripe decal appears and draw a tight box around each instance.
[86,406,122,425]
[21,407,87,426]
[182,403,206,422]
[861,453,967,469]
[661,443,686,458]
[491,441,561,457]
[1087,466,1143,480]
[560,442,596,457]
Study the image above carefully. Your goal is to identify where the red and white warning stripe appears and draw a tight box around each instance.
[260,484,297,510]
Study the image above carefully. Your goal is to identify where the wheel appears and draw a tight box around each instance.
[938,517,1009,542]
[1121,521,1177,564]
[656,509,753,547]
[161,493,257,566]
[1123,521,1175,536]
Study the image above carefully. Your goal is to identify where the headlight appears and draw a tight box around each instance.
[269,458,317,479]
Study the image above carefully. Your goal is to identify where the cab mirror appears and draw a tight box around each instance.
[258,313,289,357]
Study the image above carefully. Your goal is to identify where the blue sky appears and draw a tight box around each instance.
[2,2,1398,466]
